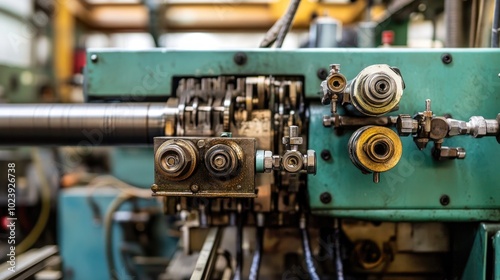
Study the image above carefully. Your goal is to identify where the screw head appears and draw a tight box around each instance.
[317,68,328,80]
[440,195,450,206]
[441,53,452,64]
[191,184,199,193]
[320,192,332,204]
[233,52,247,66]
[320,149,332,161]
[90,54,98,63]
[197,140,205,148]
[151,184,159,193]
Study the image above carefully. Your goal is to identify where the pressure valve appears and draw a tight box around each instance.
[256,126,316,175]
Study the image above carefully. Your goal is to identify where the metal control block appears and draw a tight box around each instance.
[152,137,256,197]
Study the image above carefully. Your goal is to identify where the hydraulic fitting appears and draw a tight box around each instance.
[256,125,316,174]
[155,139,198,181]
[348,126,402,183]
[204,143,243,179]
[347,64,405,116]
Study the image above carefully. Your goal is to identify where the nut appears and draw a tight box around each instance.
[305,150,316,174]
[272,155,281,170]
[447,119,468,136]
[264,150,273,172]
[396,114,415,136]
[469,116,487,138]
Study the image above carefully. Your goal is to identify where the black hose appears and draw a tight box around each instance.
[301,227,320,280]
[233,210,244,280]
[493,0,500,47]
[275,0,302,48]
[333,226,344,280]
[249,227,264,280]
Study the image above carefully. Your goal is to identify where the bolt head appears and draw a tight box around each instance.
[190,184,199,193]
[320,192,332,204]
[197,140,205,148]
[151,184,159,193]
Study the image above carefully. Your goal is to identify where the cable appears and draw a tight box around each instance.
[259,18,285,48]
[492,0,500,47]
[248,227,264,280]
[333,219,344,280]
[233,202,244,280]
[104,193,133,280]
[88,175,152,198]
[301,227,320,280]
[17,148,51,254]
[274,0,302,48]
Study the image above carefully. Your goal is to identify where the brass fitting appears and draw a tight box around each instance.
[348,126,402,183]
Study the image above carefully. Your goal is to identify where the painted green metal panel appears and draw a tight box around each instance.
[85,49,500,100]
[494,231,500,280]
[461,224,500,280]
[111,148,154,188]
[303,50,500,221]
[86,49,500,221]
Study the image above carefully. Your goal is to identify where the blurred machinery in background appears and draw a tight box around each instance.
[0,0,500,280]
[0,48,499,280]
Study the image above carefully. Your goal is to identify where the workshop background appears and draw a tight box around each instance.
[0,0,499,280]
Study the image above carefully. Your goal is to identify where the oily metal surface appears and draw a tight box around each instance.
[153,137,256,197]
[349,126,402,173]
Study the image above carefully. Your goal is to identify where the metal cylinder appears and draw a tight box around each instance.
[445,0,463,47]
[347,64,405,116]
[0,103,176,145]
[348,126,402,174]
[155,139,198,181]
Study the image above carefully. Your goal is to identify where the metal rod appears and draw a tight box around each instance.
[0,103,173,146]
[492,0,500,47]
[335,115,397,128]
[191,228,222,280]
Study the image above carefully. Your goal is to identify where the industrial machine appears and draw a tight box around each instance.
[0,47,499,280]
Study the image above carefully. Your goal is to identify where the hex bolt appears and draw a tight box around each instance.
[321,149,332,161]
[440,195,450,206]
[441,53,452,64]
[191,184,199,193]
[320,192,332,204]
